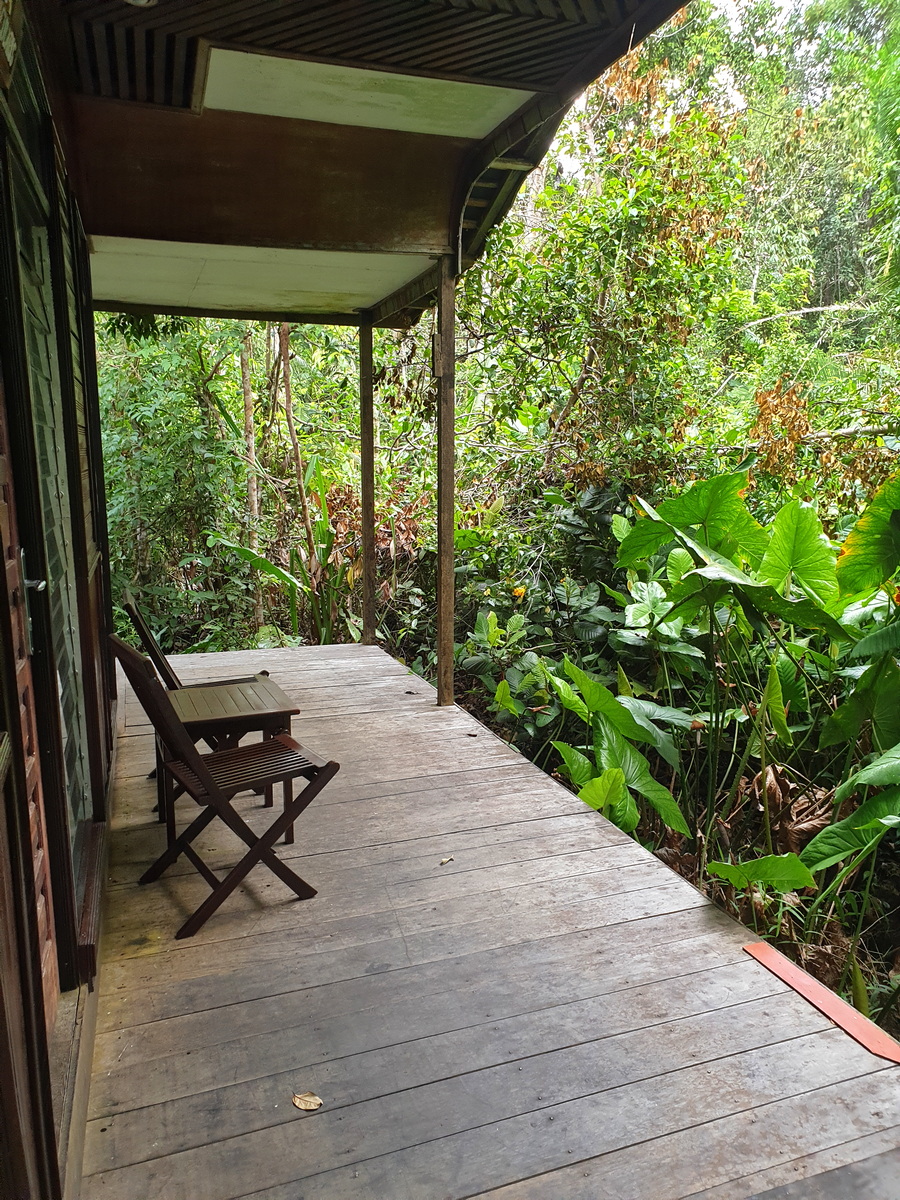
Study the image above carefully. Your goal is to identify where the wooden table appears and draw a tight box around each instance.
[170,676,300,749]
[157,675,300,836]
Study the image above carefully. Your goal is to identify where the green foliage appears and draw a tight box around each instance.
[801,788,900,871]
[820,655,900,750]
[708,853,817,893]
[835,744,900,804]
[836,472,900,594]
[758,501,838,602]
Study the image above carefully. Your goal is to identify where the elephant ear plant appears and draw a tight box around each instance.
[549,656,691,837]
[486,468,900,1021]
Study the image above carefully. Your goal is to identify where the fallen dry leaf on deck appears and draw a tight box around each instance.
[292,1092,323,1111]
[439,856,454,866]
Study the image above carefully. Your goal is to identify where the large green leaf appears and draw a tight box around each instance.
[758,500,838,603]
[764,662,792,745]
[708,853,816,892]
[619,474,766,569]
[493,679,524,718]
[821,656,900,751]
[579,768,624,811]
[628,513,844,640]
[775,652,807,716]
[741,585,846,639]
[630,497,725,567]
[551,741,594,788]
[562,657,676,763]
[800,788,900,871]
[848,621,900,659]
[835,742,900,804]
[617,696,701,730]
[617,518,673,568]
[616,664,635,697]
[656,471,769,563]
[579,769,638,832]
[547,674,589,723]
[562,658,627,721]
[594,719,690,835]
[836,472,900,594]
[206,533,302,590]
[612,704,679,769]
[667,547,695,583]
[688,564,849,639]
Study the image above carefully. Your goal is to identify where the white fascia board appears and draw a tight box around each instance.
[90,237,433,313]
[203,48,534,139]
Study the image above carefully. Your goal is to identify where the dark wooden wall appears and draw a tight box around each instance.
[0,10,114,1197]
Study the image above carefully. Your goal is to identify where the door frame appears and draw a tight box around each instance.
[0,720,62,1200]
[0,119,80,992]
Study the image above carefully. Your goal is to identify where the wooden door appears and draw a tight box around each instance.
[11,156,92,909]
[0,383,57,1032]
[50,168,113,816]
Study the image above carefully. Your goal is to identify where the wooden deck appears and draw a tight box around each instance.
[81,645,900,1200]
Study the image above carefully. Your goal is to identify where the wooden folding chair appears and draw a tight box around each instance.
[111,635,339,939]
[122,589,266,691]
[121,589,298,822]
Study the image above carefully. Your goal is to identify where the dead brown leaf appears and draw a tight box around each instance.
[292,1091,323,1112]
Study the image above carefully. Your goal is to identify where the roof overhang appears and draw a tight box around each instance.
[35,0,687,325]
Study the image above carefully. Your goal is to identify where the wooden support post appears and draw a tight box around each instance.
[435,256,456,706]
[359,320,377,645]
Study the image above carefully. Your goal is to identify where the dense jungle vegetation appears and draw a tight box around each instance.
[102,0,900,1026]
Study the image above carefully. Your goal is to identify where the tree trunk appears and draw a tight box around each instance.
[279,323,318,576]
[543,343,598,468]
[240,327,264,630]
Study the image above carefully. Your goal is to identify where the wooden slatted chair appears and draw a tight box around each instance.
[121,589,296,822]
[111,635,339,939]
[122,589,267,691]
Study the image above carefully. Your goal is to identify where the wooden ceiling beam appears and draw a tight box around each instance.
[71,96,464,255]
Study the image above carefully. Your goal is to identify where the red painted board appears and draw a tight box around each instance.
[744,941,900,1064]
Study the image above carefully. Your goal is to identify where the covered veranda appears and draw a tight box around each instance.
[26,2,900,1195]
[83,645,899,1198]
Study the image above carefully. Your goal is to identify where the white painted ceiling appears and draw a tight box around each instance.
[202,48,534,139]
[90,237,433,314]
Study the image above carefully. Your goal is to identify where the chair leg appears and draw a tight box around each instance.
[263,730,274,808]
[283,776,294,844]
[174,763,339,939]
[139,805,218,885]
[155,741,166,823]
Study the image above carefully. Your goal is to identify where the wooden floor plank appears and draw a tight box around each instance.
[87,958,787,1116]
[101,843,659,954]
[687,1129,900,1198]
[104,788,598,888]
[466,1072,900,1200]
[83,1031,888,1199]
[82,646,900,1200]
[746,1147,900,1199]
[83,990,830,1177]
[103,812,611,892]
[93,908,749,1057]
[94,884,720,1040]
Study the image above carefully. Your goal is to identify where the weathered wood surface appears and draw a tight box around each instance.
[83,647,900,1199]
[748,1147,900,1199]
